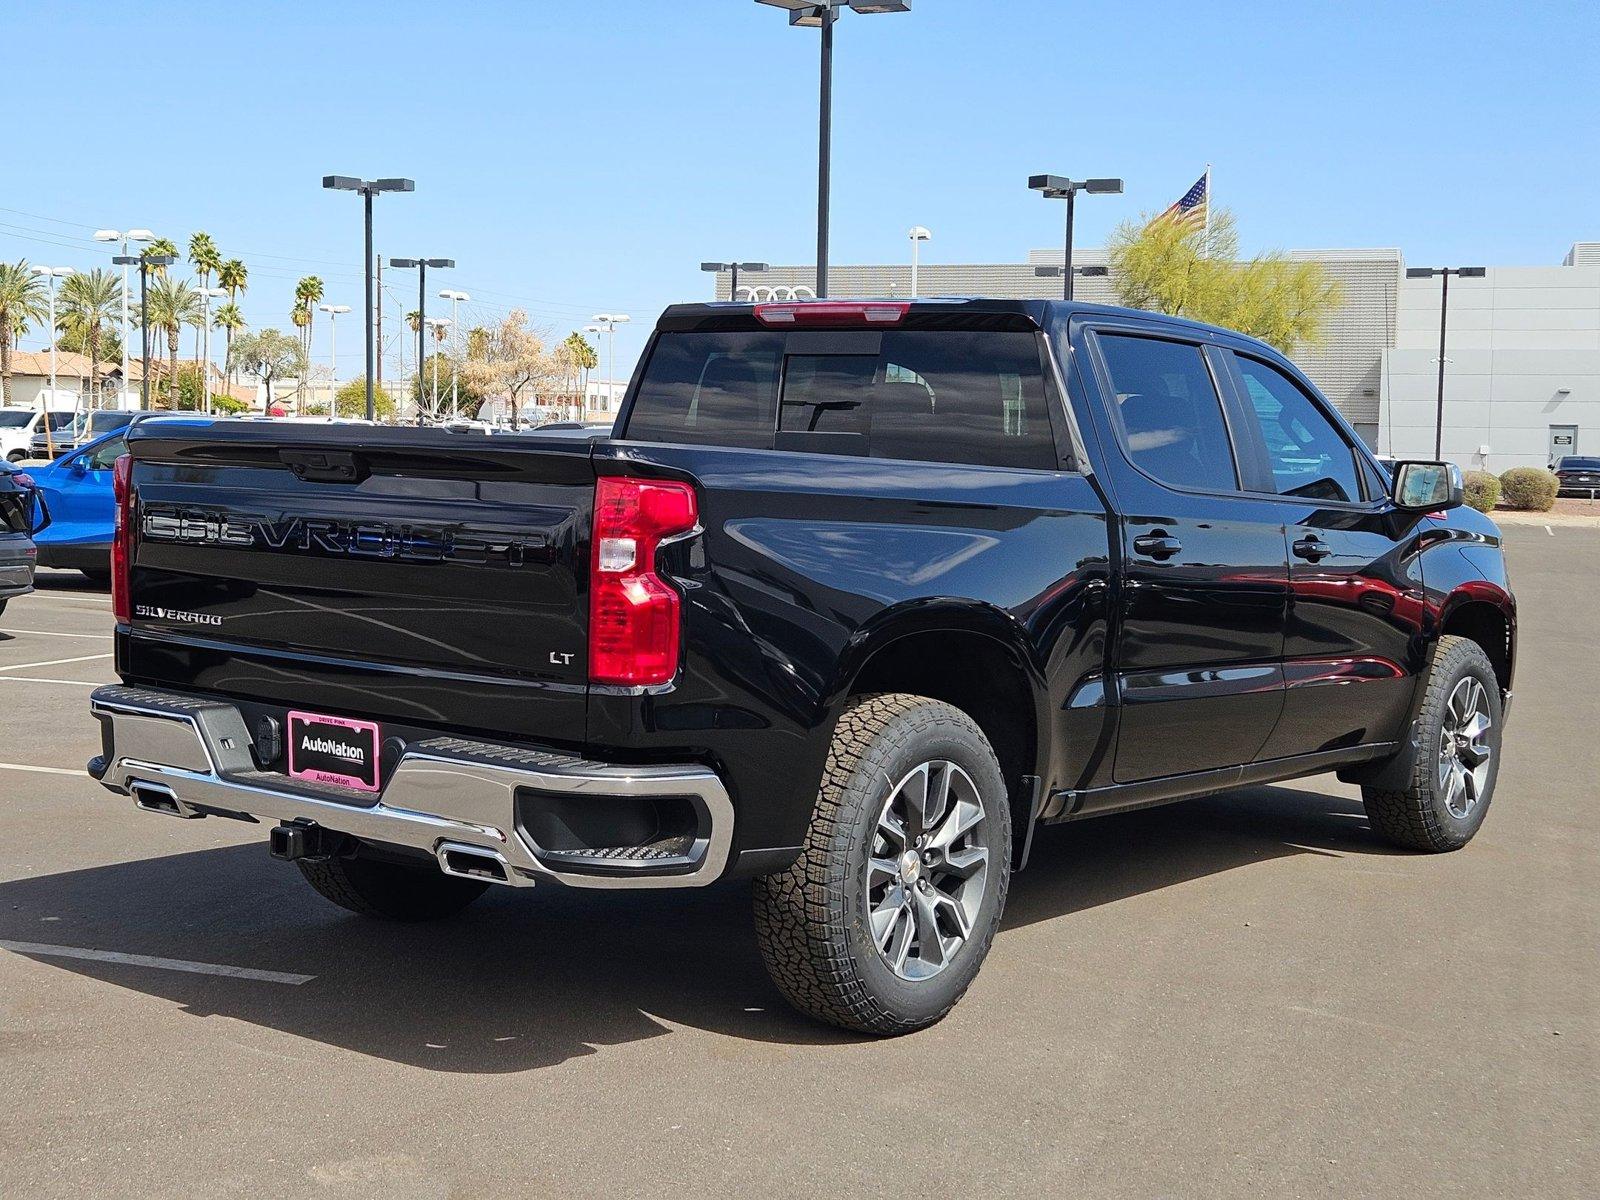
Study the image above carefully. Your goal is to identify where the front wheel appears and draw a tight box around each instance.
[1363,635,1504,852]
[4,451,24,464]
[753,693,1012,1035]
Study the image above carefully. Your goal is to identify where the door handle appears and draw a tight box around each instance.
[1292,536,1331,562]
[1132,532,1182,560]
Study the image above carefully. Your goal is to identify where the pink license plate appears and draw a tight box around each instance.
[286,710,381,792]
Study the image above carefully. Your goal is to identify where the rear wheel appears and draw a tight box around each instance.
[753,693,1012,1035]
[80,568,111,585]
[1363,635,1503,852]
[5,450,23,464]
[296,852,488,921]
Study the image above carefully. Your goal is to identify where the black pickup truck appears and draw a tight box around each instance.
[88,298,1515,1034]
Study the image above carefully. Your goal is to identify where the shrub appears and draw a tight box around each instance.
[1498,466,1558,511]
[1462,470,1501,513]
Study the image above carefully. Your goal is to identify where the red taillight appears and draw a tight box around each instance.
[589,476,698,686]
[753,301,909,327]
[12,472,35,490]
[111,454,133,623]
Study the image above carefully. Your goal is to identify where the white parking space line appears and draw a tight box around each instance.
[0,653,113,673]
[0,940,315,986]
[0,629,114,640]
[0,677,102,687]
[0,762,83,777]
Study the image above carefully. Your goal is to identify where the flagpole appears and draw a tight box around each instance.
[1203,163,1212,256]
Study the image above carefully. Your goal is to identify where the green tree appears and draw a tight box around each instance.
[187,232,222,367]
[334,375,397,420]
[145,277,203,407]
[58,268,123,404]
[230,328,305,412]
[293,276,324,399]
[217,258,248,302]
[143,238,180,278]
[212,302,246,391]
[1107,208,1343,354]
[0,260,48,406]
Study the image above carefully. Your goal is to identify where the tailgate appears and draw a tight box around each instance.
[122,422,595,746]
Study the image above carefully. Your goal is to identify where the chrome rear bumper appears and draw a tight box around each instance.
[88,684,734,890]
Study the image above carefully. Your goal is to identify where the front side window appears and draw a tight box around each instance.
[0,410,32,429]
[1097,334,1238,492]
[1234,356,1362,502]
[84,435,127,472]
[47,411,77,432]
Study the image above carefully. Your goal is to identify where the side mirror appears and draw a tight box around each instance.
[69,456,89,477]
[1391,460,1463,512]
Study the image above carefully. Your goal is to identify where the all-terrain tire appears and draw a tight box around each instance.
[753,693,1012,1035]
[1363,635,1503,852]
[296,852,489,921]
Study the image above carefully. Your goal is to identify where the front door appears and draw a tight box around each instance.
[1549,424,1578,466]
[1077,325,1289,784]
[1220,350,1428,758]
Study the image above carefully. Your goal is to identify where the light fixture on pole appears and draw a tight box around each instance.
[1035,264,1109,287]
[591,314,631,414]
[94,228,153,409]
[907,226,931,297]
[195,286,227,413]
[1405,265,1487,459]
[438,289,469,416]
[388,256,454,420]
[30,266,73,454]
[322,175,415,421]
[1028,175,1123,300]
[112,250,175,411]
[319,303,352,411]
[423,316,451,416]
[700,261,769,301]
[756,0,912,298]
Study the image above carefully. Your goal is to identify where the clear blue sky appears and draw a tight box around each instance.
[7,0,1597,379]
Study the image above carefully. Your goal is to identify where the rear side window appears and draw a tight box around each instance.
[1097,334,1238,492]
[625,332,783,449]
[627,329,1057,470]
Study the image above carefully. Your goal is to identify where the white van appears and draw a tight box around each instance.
[0,407,78,463]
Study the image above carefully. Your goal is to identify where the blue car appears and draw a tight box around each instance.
[31,415,190,581]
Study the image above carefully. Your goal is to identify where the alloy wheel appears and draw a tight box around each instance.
[1438,677,1493,820]
[866,760,990,981]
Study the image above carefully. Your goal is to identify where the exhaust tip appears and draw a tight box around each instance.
[132,783,201,819]
[437,843,512,884]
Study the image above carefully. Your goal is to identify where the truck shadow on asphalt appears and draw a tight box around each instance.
[0,783,1398,1071]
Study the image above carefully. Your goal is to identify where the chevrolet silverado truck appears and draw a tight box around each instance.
[87,298,1515,1034]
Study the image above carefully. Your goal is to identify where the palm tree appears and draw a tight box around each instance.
[58,269,123,406]
[143,238,180,278]
[187,233,222,367]
[212,302,246,394]
[218,258,247,300]
[293,276,323,394]
[146,277,202,408]
[290,302,312,405]
[0,260,47,407]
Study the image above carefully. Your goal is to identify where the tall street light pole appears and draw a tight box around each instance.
[439,289,469,416]
[113,251,174,411]
[700,262,769,301]
[323,175,415,421]
[1406,265,1487,459]
[319,303,351,411]
[31,266,73,454]
[196,286,226,413]
[907,226,930,296]
[591,314,631,415]
[94,228,153,409]
[757,1,912,298]
[1028,175,1124,300]
[389,256,454,420]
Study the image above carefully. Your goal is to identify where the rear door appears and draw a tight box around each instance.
[1075,321,1289,784]
[1219,350,1427,757]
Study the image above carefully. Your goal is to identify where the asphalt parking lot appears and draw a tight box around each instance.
[1,525,1595,1199]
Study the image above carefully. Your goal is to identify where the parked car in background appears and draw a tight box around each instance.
[0,460,42,615]
[30,408,140,460]
[1552,455,1600,497]
[0,406,78,463]
[30,416,187,580]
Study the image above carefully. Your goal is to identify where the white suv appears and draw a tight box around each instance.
[0,407,78,463]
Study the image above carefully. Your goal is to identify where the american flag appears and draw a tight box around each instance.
[1155,171,1209,231]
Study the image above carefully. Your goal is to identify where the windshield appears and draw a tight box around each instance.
[0,410,33,429]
